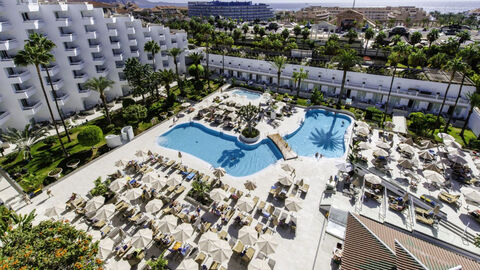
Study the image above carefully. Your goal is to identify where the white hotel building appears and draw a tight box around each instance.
[0,0,187,130]
[207,55,476,120]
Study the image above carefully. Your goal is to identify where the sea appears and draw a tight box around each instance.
[263,0,479,13]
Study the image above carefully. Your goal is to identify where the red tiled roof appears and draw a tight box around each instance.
[343,214,480,270]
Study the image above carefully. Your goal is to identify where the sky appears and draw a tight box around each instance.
[156,0,478,3]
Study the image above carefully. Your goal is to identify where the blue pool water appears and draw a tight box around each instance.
[232,89,262,100]
[157,109,352,176]
[285,110,351,158]
[157,122,283,177]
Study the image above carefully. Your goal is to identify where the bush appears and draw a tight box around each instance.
[122,104,147,125]
[469,139,480,151]
[122,98,135,108]
[148,101,164,116]
[43,136,57,146]
[310,88,323,105]
[242,127,259,138]
[365,106,383,123]
[90,176,110,197]
[77,125,103,148]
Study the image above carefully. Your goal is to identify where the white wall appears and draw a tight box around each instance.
[0,0,187,130]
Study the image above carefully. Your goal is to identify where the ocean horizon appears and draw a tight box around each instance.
[265,0,478,13]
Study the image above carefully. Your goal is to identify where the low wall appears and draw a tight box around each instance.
[468,107,480,136]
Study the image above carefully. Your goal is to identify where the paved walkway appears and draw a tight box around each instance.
[2,88,352,270]
[392,114,407,134]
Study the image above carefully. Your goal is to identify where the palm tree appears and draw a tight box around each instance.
[14,34,68,156]
[85,77,114,124]
[364,28,375,55]
[167,48,184,96]
[237,103,259,135]
[345,29,358,44]
[1,124,47,160]
[270,56,287,93]
[456,30,470,49]
[159,69,175,99]
[382,52,402,127]
[410,31,422,46]
[201,24,214,90]
[445,47,477,132]
[435,57,468,133]
[293,68,308,98]
[333,49,361,106]
[144,40,160,71]
[427,28,439,48]
[460,91,480,138]
[374,31,387,57]
[392,41,412,69]
[24,33,71,142]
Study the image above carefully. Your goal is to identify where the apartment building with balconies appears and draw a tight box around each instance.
[207,54,475,120]
[0,0,188,130]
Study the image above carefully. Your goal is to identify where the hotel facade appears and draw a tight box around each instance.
[206,54,474,120]
[188,1,274,21]
[0,0,188,130]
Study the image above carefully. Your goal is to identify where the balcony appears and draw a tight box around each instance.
[105,17,116,24]
[78,89,92,97]
[89,44,102,53]
[92,56,105,65]
[111,41,120,49]
[49,78,64,90]
[55,17,71,27]
[130,50,140,57]
[13,85,36,99]
[8,71,31,83]
[59,33,76,42]
[113,53,123,61]
[0,111,11,126]
[65,47,80,56]
[126,27,135,35]
[74,73,88,83]
[0,57,15,68]
[158,35,165,41]
[160,45,167,51]
[41,65,60,76]
[22,102,42,116]
[145,36,152,41]
[0,39,18,50]
[128,39,137,46]
[70,60,84,70]
[0,21,11,32]
[108,29,118,36]
[54,93,70,106]
[116,62,125,69]
[17,0,40,12]
[23,19,43,29]
[85,30,97,39]
[82,16,95,25]
[96,68,109,77]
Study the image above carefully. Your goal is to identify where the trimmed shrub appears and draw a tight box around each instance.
[122,104,147,124]
[77,125,103,148]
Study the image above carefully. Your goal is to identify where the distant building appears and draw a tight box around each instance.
[296,6,428,25]
[188,1,274,21]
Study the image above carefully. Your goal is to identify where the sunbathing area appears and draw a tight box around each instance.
[3,88,480,269]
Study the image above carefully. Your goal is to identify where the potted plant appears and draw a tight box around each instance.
[237,103,261,143]
[48,168,63,179]
[66,159,80,169]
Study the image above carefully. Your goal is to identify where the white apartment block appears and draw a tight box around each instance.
[207,55,475,119]
[0,0,187,130]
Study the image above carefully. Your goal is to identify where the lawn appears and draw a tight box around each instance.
[0,125,107,193]
[433,127,477,147]
[0,79,224,193]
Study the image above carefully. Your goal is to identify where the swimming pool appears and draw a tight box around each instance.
[285,110,351,158]
[157,122,283,177]
[231,89,262,100]
[157,109,352,176]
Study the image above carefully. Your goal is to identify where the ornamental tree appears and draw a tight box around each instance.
[237,103,259,136]
[122,104,148,125]
[0,210,103,270]
[78,125,103,149]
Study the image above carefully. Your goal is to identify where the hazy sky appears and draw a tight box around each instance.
[157,0,478,2]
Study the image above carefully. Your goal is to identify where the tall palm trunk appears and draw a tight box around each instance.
[222,51,225,75]
[445,73,466,132]
[382,65,397,127]
[337,70,348,105]
[296,78,302,98]
[364,39,369,55]
[173,57,184,96]
[35,65,67,156]
[434,71,455,134]
[205,42,211,91]
[152,52,160,99]
[100,93,111,124]
[277,71,281,93]
[45,65,71,142]
[461,104,475,138]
